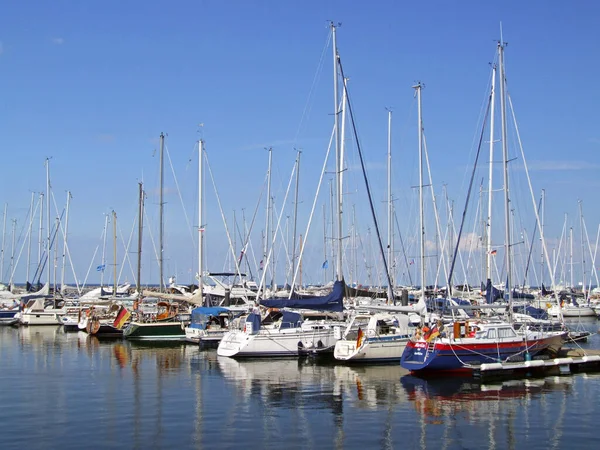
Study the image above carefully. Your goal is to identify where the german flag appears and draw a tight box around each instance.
[113,306,131,330]
[356,327,364,348]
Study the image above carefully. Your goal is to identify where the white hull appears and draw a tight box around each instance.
[19,310,65,326]
[334,336,409,362]
[217,326,339,358]
[185,326,228,344]
[548,305,597,318]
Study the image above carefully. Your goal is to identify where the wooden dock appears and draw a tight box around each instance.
[468,349,600,380]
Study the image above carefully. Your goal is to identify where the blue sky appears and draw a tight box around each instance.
[1,1,599,288]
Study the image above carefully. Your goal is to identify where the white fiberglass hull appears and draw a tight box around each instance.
[20,310,65,326]
[334,336,409,362]
[217,327,339,358]
[548,305,597,318]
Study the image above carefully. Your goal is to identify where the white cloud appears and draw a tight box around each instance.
[52,37,65,45]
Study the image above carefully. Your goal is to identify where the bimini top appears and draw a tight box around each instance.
[259,280,344,312]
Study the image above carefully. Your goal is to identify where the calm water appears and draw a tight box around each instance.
[1,319,599,449]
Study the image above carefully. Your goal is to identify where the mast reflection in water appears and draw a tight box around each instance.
[0,326,598,449]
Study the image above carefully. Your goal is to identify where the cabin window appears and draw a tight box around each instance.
[498,327,516,339]
[487,329,497,339]
[475,330,487,339]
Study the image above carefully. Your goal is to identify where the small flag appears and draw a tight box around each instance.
[96,264,106,272]
[259,260,264,271]
[409,259,415,266]
[489,249,497,255]
[356,327,364,348]
[113,306,131,330]
[322,260,329,269]
[199,227,205,233]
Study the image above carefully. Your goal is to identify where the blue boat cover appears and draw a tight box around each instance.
[259,280,344,312]
[484,279,504,304]
[512,305,548,320]
[245,313,261,334]
[190,306,230,328]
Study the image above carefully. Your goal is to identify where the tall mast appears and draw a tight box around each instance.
[291,150,301,292]
[100,214,109,289]
[0,203,6,282]
[38,193,44,277]
[137,182,144,294]
[45,158,51,284]
[60,191,72,293]
[579,200,586,298]
[9,219,16,287]
[540,189,546,287]
[263,147,272,294]
[198,140,204,303]
[414,82,426,302]
[498,41,513,310]
[569,226,574,289]
[332,22,343,282]
[159,132,165,292]
[486,64,497,284]
[323,203,327,285]
[387,109,394,298]
[112,210,118,296]
[26,193,34,284]
[53,216,58,295]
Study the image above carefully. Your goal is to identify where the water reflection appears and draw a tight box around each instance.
[1,325,599,450]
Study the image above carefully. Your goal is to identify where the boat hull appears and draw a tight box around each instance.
[334,335,409,362]
[123,321,186,340]
[401,333,566,373]
[218,327,338,358]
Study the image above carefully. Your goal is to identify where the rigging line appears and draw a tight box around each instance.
[447,88,492,296]
[507,93,562,311]
[338,56,395,302]
[238,176,267,280]
[204,151,251,302]
[522,195,543,288]
[394,209,413,286]
[290,124,335,291]
[256,155,297,297]
[293,28,332,144]
[164,144,196,245]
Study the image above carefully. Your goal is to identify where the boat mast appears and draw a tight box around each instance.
[159,132,165,293]
[198,140,204,304]
[486,64,497,285]
[498,40,513,312]
[569,226,574,289]
[137,182,144,295]
[26,193,34,285]
[0,203,6,283]
[46,158,51,285]
[60,191,72,294]
[9,218,16,288]
[387,109,394,301]
[263,147,272,295]
[540,189,545,287]
[414,82,426,302]
[332,22,343,283]
[113,210,118,297]
[100,214,109,290]
[38,193,44,281]
[291,149,301,292]
[579,200,586,299]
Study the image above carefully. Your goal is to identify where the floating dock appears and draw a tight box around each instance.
[467,349,600,380]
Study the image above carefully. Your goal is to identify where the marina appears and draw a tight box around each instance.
[1,2,600,449]
[1,321,600,449]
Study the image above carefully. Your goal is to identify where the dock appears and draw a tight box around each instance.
[467,349,600,380]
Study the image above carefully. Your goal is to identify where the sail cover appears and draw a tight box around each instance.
[259,280,344,312]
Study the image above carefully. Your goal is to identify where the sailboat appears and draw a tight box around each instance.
[218,24,353,358]
[123,133,188,341]
[401,40,567,374]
